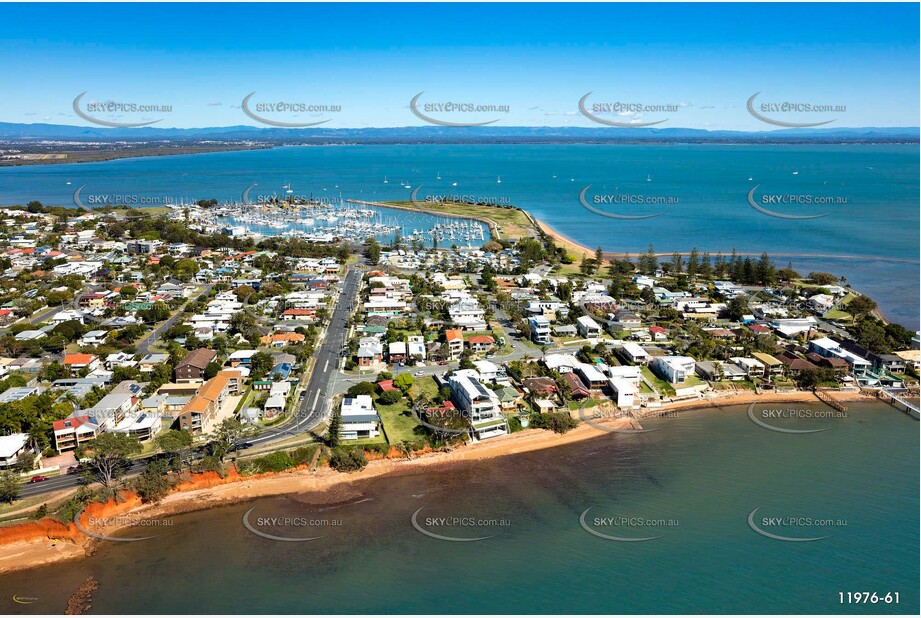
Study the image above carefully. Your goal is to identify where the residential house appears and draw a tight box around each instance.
[528,316,552,345]
[138,353,170,374]
[448,371,508,440]
[751,352,786,379]
[445,328,464,360]
[357,338,384,368]
[561,372,590,399]
[607,378,637,408]
[651,356,696,384]
[576,363,608,390]
[388,341,407,364]
[260,332,306,348]
[467,335,495,355]
[522,377,556,397]
[0,386,40,404]
[620,342,650,365]
[78,330,110,346]
[175,348,217,382]
[339,395,382,440]
[576,315,602,339]
[0,433,32,468]
[63,353,100,372]
[648,326,668,342]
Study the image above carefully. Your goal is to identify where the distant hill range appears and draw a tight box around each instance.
[0,122,917,143]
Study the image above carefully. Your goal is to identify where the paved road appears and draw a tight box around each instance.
[19,274,359,498]
[248,266,363,447]
[17,460,148,499]
[136,285,210,356]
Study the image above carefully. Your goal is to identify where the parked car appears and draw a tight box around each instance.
[413,370,425,377]
[66,465,83,475]
[28,476,47,483]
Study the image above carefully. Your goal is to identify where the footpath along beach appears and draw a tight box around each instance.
[0,389,875,575]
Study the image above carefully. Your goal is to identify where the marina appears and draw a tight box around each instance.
[166,194,488,247]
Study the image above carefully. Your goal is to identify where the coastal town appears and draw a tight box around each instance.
[0,197,918,573]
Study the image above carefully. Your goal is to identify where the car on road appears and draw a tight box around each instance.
[413,370,425,377]
[28,476,48,483]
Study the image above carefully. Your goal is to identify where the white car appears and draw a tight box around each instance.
[413,370,425,377]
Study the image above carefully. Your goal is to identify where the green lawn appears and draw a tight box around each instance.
[641,366,677,396]
[376,400,424,443]
[346,434,388,447]
[410,375,439,400]
[386,201,534,241]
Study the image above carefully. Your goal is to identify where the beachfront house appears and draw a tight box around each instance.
[339,395,382,441]
[651,356,696,384]
[448,370,509,440]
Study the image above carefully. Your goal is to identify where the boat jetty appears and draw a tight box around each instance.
[165,195,487,246]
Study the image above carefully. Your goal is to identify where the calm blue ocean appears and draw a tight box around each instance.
[0,144,916,327]
[2,402,917,614]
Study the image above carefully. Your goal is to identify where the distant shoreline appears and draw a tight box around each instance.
[1,137,918,168]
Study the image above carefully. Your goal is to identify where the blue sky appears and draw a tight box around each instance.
[0,2,917,129]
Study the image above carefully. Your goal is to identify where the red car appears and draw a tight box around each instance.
[28,476,47,483]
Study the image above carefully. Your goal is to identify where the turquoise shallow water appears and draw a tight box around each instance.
[0,143,917,328]
[2,402,917,614]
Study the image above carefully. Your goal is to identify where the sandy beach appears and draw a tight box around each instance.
[0,388,878,575]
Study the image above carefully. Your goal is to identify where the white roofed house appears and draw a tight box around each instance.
[263,394,287,420]
[576,362,608,390]
[808,337,872,378]
[576,315,602,339]
[79,329,110,347]
[388,341,407,364]
[0,433,33,469]
[407,335,427,361]
[339,395,382,441]
[606,364,642,386]
[651,356,697,384]
[543,353,580,374]
[620,342,650,365]
[807,293,835,314]
[730,356,765,378]
[528,316,552,345]
[448,371,508,441]
[607,378,638,409]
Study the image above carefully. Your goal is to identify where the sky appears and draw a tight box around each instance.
[0,2,917,130]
